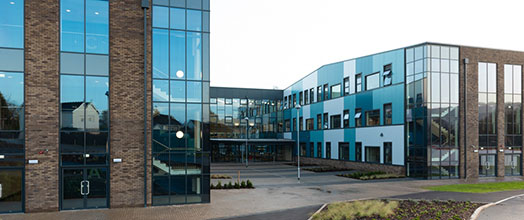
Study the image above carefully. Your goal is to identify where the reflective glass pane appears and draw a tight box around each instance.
[0,72,24,107]
[0,49,24,72]
[187,32,202,80]
[86,55,109,75]
[441,47,449,59]
[187,0,202,9]
[61,0,85,52]
[153,0,169,6]
[0,107,23,130]
[414,46,423,60]
[202,82,209,103]
[153,103,169,152]
[187,81,202,103]
[431,72,440,102]
[450,60,459,73]
[441,59,449,73]
[203,0,210,10]
[487,63,497,93]
[431,45,440,58]
[170,30,185,79]
[170,80,185,102]
[478,63,487,92]
[202,33,210,81]
[431,59,440,72]
[203,12,210,32]
[153,6,169,28]
[153,29,169,79]
[86,132,108,153]
[406,48,414,62]
[85,76,109,130]
[170,103,185,150]
[61,75,85,130]
[450,74,459,103]
[187,10,202,31]
[153,79,169,101]
[0,132,24,154]
[450,47,459,60]
[86,0,109,54]
[0,0,23,48]
[61,53,84,74]
[514,65,522,94]
[187,104,201,150]
[60,132,84,153]
[170,0,185,7]
[170,8,185,30]
[441,73,449,103]
[0,169,23,213]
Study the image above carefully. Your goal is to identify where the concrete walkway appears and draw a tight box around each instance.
[477,194,524,220]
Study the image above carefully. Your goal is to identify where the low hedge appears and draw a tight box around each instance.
[211,180,254,190]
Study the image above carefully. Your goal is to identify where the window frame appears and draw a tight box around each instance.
[365,72,380,91]
[383,142,392,164]
[384,103,392,125]
[355,108,362,127]
[323,84,329,100]
[330,114,341,129]
[365,109,380,126]
[383,64,392,86]
[355,73,362,93]
[343,77,349,95]
[323,113,329,129]
[343,109,350,128]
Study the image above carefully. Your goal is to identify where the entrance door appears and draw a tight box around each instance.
[0,169,23,213]
[505,154,522,176]
[62,167,108,210]
[479,154,496,177]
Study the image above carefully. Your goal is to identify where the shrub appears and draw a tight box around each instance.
[227,182,233,189]
[216,181,222,189]
[241,180,246,188]
[246,180,254,188]
[234,181,240,189]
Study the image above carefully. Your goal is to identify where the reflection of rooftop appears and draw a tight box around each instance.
[210,138,295,143]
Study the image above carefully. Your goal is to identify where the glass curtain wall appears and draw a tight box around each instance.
[0,0,24,213]
[504,64,522,176]
[152,0,210,205]
[478,62,497,177]
[59,0,110,210]
[405,44,459,178]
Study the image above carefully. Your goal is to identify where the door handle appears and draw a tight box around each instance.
[80,180,90,196]
[80,181,85,195]
[86,180,90,196]
[0,183,2,198]
[486,161,490,170]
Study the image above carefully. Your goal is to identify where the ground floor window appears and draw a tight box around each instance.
[339,142,349,160]
[300,143,306,157]
[383,142,392,164]
[317,142,322,158]
[309,142,314,157]
[355,142,362,162]
[325,142,331,159]
[365,146,380,163]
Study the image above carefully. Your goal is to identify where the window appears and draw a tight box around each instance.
[323,113,329,129]
[323,84,329,100]
[343,110,350,128]
[504,64,522,149]
[0,0,24,48]
[299,116,303,131]
[310,88,315,103]
[478,62,497,148]
[355,108,362,127]
[356,74,362,93]
[343,77,349,95]
[300,143,306,157]
[284,119,290,132]
[317,142,322,158]
[365,72,380,90]
[355,142,362,161]
[292,94,296,107]
[384,104,392,125]
[330,84,341,99]
[317,86,322,102]
[383,64,392,86]
[384,142,392,164]
[309,142,314,157]
[292,118,296,131]
[299,91,303,106]
[304,90,309,105]
[366,110,380,126]
[288,95,292,108]
[325,142,331,159]
[330,115,341,129]
[225,98,232,105]
[339,142,349,160]
[306,118,314,131]
[317,114,322,130]
[365,146,380,163]
[283,96,287,109]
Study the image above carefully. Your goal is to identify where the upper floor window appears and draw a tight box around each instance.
[383,64,392,86]
[283,96,287,109]
[384,103,392,125]
[366,109,380,126]
[0,0,24,48]
[365,72,380,90]
[317,86,322,102]
[299,91,303,106]
[323,84,329,100]
[306,118,314,131]
[330,84,341,99]
[355,108,362,127]
[356,74,362,93]
[323,113,328,129]
[343,77,349,95]
[310,88,314,103]
[316,114,322,130]
[304,90,309,105]
[285,119,290,132]
[343,110,349,128]
[330,115,341,129]
[292,94,296,107]
[299,117,303,131]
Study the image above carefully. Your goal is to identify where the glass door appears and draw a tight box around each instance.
[0,169,23,213]
[505,154,522,176]
[62,167,107,210]
[479,154,496,177]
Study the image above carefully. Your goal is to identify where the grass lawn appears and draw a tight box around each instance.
[425,181,524,193]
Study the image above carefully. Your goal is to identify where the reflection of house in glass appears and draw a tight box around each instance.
[61,102,99,130]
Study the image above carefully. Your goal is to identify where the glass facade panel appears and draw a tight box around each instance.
[85,0,109,54]
[0,49,24,72]
[170,30,185,79]
[187,32,202,80]
[153,29,169,79]
[170,8,185,30]
[365,73,379,90]
[86,55,109,75]
[61,0,85,52]
[0,0,24,48]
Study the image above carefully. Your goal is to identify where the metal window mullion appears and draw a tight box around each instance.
[83,0,87,166]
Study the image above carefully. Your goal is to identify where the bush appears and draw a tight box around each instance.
[234,181,240,189]
[227,182,233,189]
[246,180,254,188]
[216,181,222,189]
[241,180,246,188]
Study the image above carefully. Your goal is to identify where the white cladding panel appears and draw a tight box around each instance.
[323,129,344,159]
[355,125,404,165]
[343,59,356,94]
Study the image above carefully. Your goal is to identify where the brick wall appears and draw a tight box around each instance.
[109,0,151,208]
[24,0,60,213]
[298,157,405,176]
[460,46,524,178]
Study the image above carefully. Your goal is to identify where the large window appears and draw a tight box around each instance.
[330,84,341,99]
[384,104,392,125]
[384,142,392,164]
[306,118,314,131]
[330,115,341,129]
[478,62,497,148]
[383,64,392,86]
[309,88,314,104]
[317,86,322,102]
[152,0,210,205]
[0,0,24,213]
[284,119,290,132]
[365,72,380,90]
[365,146,380,163]
[299,91,303,106]
[304,90,309,105]
[504,64,522,176]
[316,114,322,130]
[366,110,380,126]
[292,94,296,107]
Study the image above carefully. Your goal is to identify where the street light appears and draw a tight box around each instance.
[295,105,301,181]
[244,117,249,168]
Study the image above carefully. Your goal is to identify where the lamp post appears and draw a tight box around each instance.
[295,105,301,181]
[244,117,249,167]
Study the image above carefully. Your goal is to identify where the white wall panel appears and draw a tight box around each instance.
[323,129,344,159]
[343,59,356,94]
[355,125,404,165]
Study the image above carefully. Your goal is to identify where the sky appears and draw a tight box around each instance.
[210,0,524,90]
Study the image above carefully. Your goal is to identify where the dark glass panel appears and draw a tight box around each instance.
[61,75,85,131]
[152,29,169,79]
[86,0,109,54]
[85,154,106,165]
[170,80,185,102]
[187,81,202,103]
[60,132,84,153]
[170,0,185,7]
[61,0,85,52]
[0,155,24,167]
[186,0,201,9]
[203,12,210,32]
[0,108,23,131]
[0,72,24,107]
[203,0,210,10]
[170,103,185,151]
[187,32,202,80]
[86,76,109,131]
[152,175,169,205]
[85,167,108,208]
[61,154,84,166]
[0,169,23,213]
[85,132,108,153]
[170,30,186,79]
[187,104,202,151]
[153,103,169,152]
[0,132,23,154]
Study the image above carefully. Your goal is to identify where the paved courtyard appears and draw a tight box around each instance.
[1,162,522,220]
